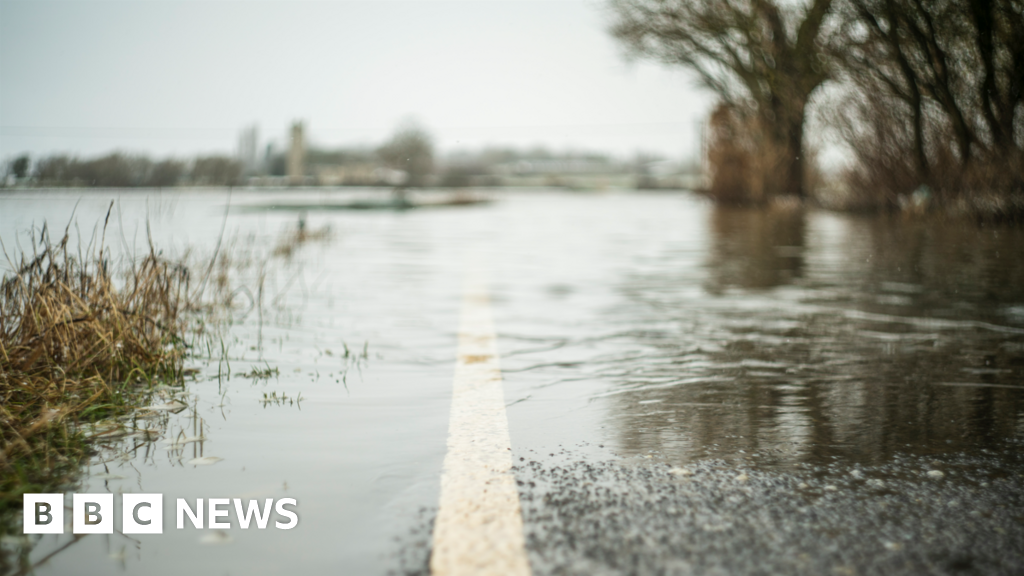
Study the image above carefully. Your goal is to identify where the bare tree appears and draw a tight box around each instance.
[9,155,30,180]
[377,124,435,189]
[62,153,152,187]
[148,159,185,187]
[609,0,834,200]
[33,155,75,186]
[191,156,242,187]
[836,0,1023,199]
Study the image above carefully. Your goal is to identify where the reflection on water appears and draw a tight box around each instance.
[1,189,1022,573]
[607,206,1024,469]
[705,205,806,291]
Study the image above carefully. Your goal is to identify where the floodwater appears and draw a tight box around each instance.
[1,188,1022,575]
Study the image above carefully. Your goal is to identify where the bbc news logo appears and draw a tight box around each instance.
[23,494,297,534]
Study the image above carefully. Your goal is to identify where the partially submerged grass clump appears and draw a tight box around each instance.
[271,215,331,258]
[242,362,280,380]
[0,221,197,521]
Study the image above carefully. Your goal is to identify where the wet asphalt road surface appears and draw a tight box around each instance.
[397,446,1024,576]
[515,450,1024,576]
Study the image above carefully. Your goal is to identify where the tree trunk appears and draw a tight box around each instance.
[761,99,807,200]
[883,0,930,181]
[785,116,805,199]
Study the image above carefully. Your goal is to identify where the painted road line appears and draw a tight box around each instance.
[430,276,531,576]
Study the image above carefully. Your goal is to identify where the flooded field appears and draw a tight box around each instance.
[2,188,1023,574]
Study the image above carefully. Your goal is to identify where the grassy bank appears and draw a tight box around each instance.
[0,218,201,551]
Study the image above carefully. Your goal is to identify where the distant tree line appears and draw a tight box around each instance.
[5,125,693,191]
[6,152,242,187]
[610,0,1023,214]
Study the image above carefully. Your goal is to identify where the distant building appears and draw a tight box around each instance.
[492,156,631,189]
[237,125,259,175]
[288,121,306,185]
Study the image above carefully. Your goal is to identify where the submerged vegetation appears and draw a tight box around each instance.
[271,217,332,259]
[0,214,201,549]
[259,390,302,408]
[242,362,280,380]
[0,211,348,543]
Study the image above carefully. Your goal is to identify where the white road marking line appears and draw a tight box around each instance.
[430,276,531,576]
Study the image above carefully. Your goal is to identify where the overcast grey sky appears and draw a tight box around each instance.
[1,0,711,161]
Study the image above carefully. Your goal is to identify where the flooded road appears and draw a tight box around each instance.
[498,201,1024,469]
[2,189,1022,574]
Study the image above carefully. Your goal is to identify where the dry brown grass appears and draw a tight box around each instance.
[0,214,198,523]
